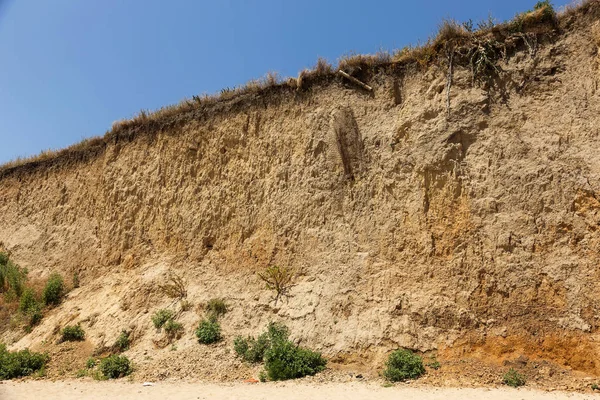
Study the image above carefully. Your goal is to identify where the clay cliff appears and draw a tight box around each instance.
[1,2,600,383]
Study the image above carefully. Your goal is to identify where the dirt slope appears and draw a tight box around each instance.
[1,3,600,387]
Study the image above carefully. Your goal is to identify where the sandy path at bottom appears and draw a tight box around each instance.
[1,381,597,400]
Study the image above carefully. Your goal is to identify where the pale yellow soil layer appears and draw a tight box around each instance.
[1,381,598,400]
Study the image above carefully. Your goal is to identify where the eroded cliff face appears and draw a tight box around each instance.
[1,9,600,378]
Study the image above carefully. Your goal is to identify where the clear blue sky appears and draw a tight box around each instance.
[0,0,571,164]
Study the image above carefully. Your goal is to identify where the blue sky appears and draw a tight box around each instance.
[0,0,571,164]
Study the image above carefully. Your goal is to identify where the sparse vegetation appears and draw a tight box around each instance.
[383,349,425,382]
[86,357,97,369]
[205,298,228,318]
[114,330,130,352]
[151,308,174,329]
[164,320,184,341]
[195,318,221,344]
[503,368,526,387]
[99,354,133,379]
[42,272,65,306]
[60,324,85,342]
[18,287,42,328]
[258,265,296,305]
[0,343,49,379]
[158,269,187,299]
[234,332,270,363]
[233,322,326,381]
[0,253,27,301]
[592,383,600,391]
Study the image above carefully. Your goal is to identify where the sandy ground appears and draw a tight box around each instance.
[1,381,598,400]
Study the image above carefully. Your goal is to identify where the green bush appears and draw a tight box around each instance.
[42,273,65,306]
[195,318,221,344]
[233,322,325,380]
[164,320,184,340]
[60,324,85,342]
[114,331,130,352]
[99,354,132,379]
[503,368,526,387]
[0,252,8,266]
[383,349,425,382]
[264,339,326,381]
[0,343,49,379]
[0,257,28,300]
[86,357,97,369]
[234,332,270,363]
[19,288,43,327]
[205,298,228,318]
[151,309,174,329]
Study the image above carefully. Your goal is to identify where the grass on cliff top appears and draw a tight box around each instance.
[0,0,597,175]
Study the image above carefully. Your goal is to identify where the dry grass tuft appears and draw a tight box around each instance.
[434,19,470,45]
[338,51,391,71]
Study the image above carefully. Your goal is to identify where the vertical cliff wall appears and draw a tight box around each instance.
[1,5,600,379]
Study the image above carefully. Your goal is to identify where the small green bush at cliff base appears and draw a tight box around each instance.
[263,340,327,381]
[114,330,130,352]
[195,318,221,344]
[503,368,526,387]
[383,349,425,382]
[151,308,174,329]
[42,272,65,306]
[0,343,49,379]
[234,332,270,363]
[60,324,85,342]
[99,354,132,379]
[0,252,8,266]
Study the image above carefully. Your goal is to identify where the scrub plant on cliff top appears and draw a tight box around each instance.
[383,349,425,382]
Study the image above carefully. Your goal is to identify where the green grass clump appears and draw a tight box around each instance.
[234,332,270,363]
[114,330,130,352]
[264,339,326,381]
[151,309,174,329]
[42,272,65,306]
[0,254,28,301]
[18,288,43,327]
[234,322,326,381]
[195,318,221,344]
[99,354,132,379]
[164,319,184,339]
[60,324,85,342]
[0,343,49,379]
[503,368,526,387]
[383,349,425,382]
[205,298,228,318]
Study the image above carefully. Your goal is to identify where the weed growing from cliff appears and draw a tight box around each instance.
[157,270,187,299]
[234,332,271,363]
[205,298,228,319]
[60,324,85,342]
[18,288,42,327]
[99,354,132,379]
[195,318,221,344]
[42,272,65,306]
[164,320,184,341]
[0,254,27,301]
[258,265,296,306]
[151,309,174,329]
[503,368,526,387]
[384,349,425,382]
[114,330,130,352]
